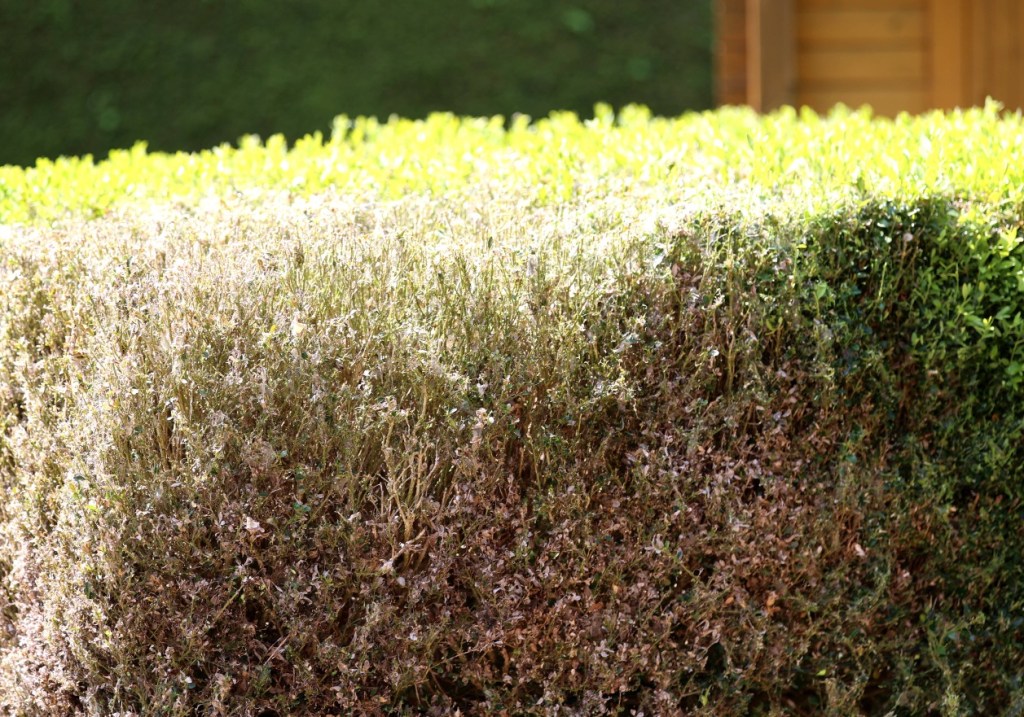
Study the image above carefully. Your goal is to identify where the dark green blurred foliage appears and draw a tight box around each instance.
[0,0,712,165]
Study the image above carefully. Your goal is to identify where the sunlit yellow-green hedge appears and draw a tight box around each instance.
[1,104,1022,715]
[3,101,1024,224]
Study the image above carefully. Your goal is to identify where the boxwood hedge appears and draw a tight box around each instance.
[0,103,1022,715]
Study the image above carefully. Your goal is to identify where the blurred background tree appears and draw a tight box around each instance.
[0,0,712,166]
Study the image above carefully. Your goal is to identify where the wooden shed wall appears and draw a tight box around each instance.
[716,0,1024,114]
[797,0,928,115]
[716,0,747,106]
[964,0,1024,109]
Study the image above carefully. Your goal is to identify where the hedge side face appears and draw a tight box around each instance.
[0,105,1022,715]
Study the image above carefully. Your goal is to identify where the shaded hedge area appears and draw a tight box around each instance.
[0,0,711,165]
[1,186,1022,714]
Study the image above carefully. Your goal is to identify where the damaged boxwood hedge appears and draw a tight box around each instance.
[1,104,1023,714]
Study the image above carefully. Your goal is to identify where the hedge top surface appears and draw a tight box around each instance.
[2,101,1024,226]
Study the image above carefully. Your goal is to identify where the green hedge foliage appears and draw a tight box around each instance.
[0,104,1022,714]
[0,0,711,166]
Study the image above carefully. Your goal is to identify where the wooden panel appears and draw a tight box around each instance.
[800,48,925,84]
[718,50,748,104]
[798,87,929,116]
[719,49,747,80]
[716,0,748,105]
[991,0,1020,107]
[718,0,747,27]
[719,48,747,72]
[929,0,969,109]
[798,8,925,47]
[940,0,1024,111]
[968,0,1024,110]
[747,0,796,110]
[970,0,987,104]
[1015,0,1024,108]
[987,0,1011,102]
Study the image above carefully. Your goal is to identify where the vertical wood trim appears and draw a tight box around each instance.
[994,0,1021,108]
[930,0,968,109]
[746,0,764,109]
[746,0,796,111]
[1019,0,1024,107]
[990,0,1010,104]
[716,0,749,106]
[716,0,727,105]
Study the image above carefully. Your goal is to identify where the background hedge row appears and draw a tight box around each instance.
[0,0,711,166]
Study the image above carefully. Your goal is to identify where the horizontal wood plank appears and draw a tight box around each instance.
[716,0,746,35]
[798,8,925,47]
[798,87,928,115]
[718,89,748,106]
[719,47,747,67]
[800,0,922,8]
[800,48,925,84]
